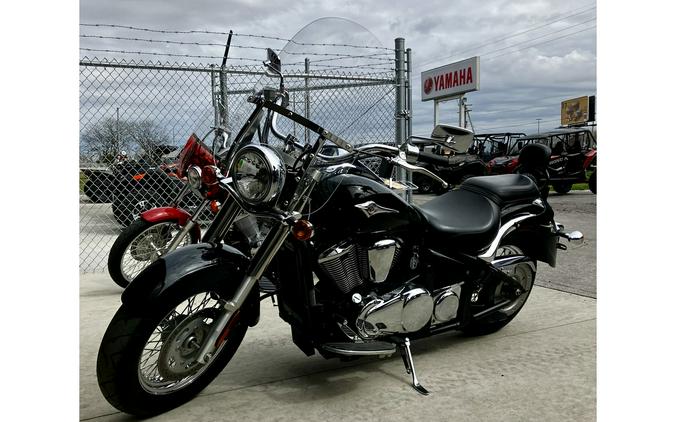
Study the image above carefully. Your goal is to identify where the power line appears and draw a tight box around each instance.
[478,17,595,58]
[483,25,595,61]
[411,22,595,81]
[473,91,596,116]
[415,4,596,70]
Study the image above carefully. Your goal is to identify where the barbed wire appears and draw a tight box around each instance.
[80,23,394,51]
[80,34,395,62]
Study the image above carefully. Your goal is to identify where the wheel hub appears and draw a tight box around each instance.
[157,308,219,381]
[129,225,173,260]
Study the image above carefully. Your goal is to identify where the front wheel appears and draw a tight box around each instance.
[96,286,248,417]
[108,219,199,288]
[552,181,572,194]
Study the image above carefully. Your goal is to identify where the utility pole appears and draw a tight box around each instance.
[116,107,120,153]
[536,118,542,134]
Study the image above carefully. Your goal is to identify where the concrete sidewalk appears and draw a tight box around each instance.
[80,273,596,421]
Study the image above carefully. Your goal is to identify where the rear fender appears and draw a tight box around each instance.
[583,150,597,170]
[502,220,558,267]
[121,243,259,326]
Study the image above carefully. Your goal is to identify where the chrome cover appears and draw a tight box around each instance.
[478,214,537,260]
[431,284,462,324]
[368,239,399,283]
[356,284,433,338]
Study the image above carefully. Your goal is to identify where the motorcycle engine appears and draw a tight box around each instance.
[318,239,462,338]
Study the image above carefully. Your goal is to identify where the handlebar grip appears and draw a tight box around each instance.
[417,151,449,166]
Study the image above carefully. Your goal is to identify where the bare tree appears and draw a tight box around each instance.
[80,118,171,165]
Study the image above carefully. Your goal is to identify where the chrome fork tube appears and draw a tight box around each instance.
[165,199,210,252]
[170,183,191,208]
[196,222,290,364]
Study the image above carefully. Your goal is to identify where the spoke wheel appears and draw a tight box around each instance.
[108,219,198,288]
[97,286,248,417]
[137,294,226,394]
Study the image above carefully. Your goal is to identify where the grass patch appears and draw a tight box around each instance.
[80,172,88,193]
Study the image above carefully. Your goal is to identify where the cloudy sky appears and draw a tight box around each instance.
[80,0,596,137]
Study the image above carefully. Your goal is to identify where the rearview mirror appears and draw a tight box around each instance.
[265,48,281,74]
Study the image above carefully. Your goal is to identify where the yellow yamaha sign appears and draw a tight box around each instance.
[561,96,594,126]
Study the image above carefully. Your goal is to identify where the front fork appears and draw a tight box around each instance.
[164,199,210,252]
[196,215,291,364]
[195,170,322,364]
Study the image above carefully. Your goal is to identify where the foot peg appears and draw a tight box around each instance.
[399,337,429,396]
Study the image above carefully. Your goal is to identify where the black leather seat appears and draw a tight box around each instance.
[459,174,539,207]
[416,189,500,253]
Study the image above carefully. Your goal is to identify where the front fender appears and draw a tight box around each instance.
[121,243,260,326]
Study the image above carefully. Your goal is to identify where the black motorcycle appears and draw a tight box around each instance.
[96,49,583,417]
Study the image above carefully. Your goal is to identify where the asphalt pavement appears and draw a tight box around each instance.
[79,190,596,421]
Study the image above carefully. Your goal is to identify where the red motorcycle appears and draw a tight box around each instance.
[107,132,226,287]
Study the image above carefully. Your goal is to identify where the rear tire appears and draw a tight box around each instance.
[588,170,596,194]
[96,285,248,417]
[462,245,536,336]
[108,219,199,288]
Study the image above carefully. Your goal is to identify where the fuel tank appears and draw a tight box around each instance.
[309,171,424,242]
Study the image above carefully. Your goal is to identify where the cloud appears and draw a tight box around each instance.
[80,0,597,137]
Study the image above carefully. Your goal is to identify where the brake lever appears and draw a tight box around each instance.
[391,156,449,189]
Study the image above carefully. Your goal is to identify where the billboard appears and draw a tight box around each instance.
[561,95,596,126]
[421,56,480,101]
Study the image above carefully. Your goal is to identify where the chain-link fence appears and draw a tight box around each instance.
[80,57,402,273]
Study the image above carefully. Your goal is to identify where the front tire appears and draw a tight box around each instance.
[552,181,572,194]
[108,219,199,288]
[96,285,248,417]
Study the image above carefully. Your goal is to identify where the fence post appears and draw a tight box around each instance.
[304,58,310,144]
[210,65,219,128]
[219,67,229,127]
[394,38,410,202]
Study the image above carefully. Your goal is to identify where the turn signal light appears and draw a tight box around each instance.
[291,219,314,241]
[210,200,220,213]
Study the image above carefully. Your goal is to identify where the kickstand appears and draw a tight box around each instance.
[398,337,429,396]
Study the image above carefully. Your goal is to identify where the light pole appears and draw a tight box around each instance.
[536,118,542,134]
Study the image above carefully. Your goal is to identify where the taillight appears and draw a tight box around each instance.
[132,173,146,181]
[506,158,519,172]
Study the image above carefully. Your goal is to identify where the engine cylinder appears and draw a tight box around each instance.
[318,242,369,293]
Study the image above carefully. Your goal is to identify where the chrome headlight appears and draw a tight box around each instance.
[232,145,286,205]
[187,166,202,191]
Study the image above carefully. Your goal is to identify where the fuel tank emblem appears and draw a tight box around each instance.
[354,200,399,219]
